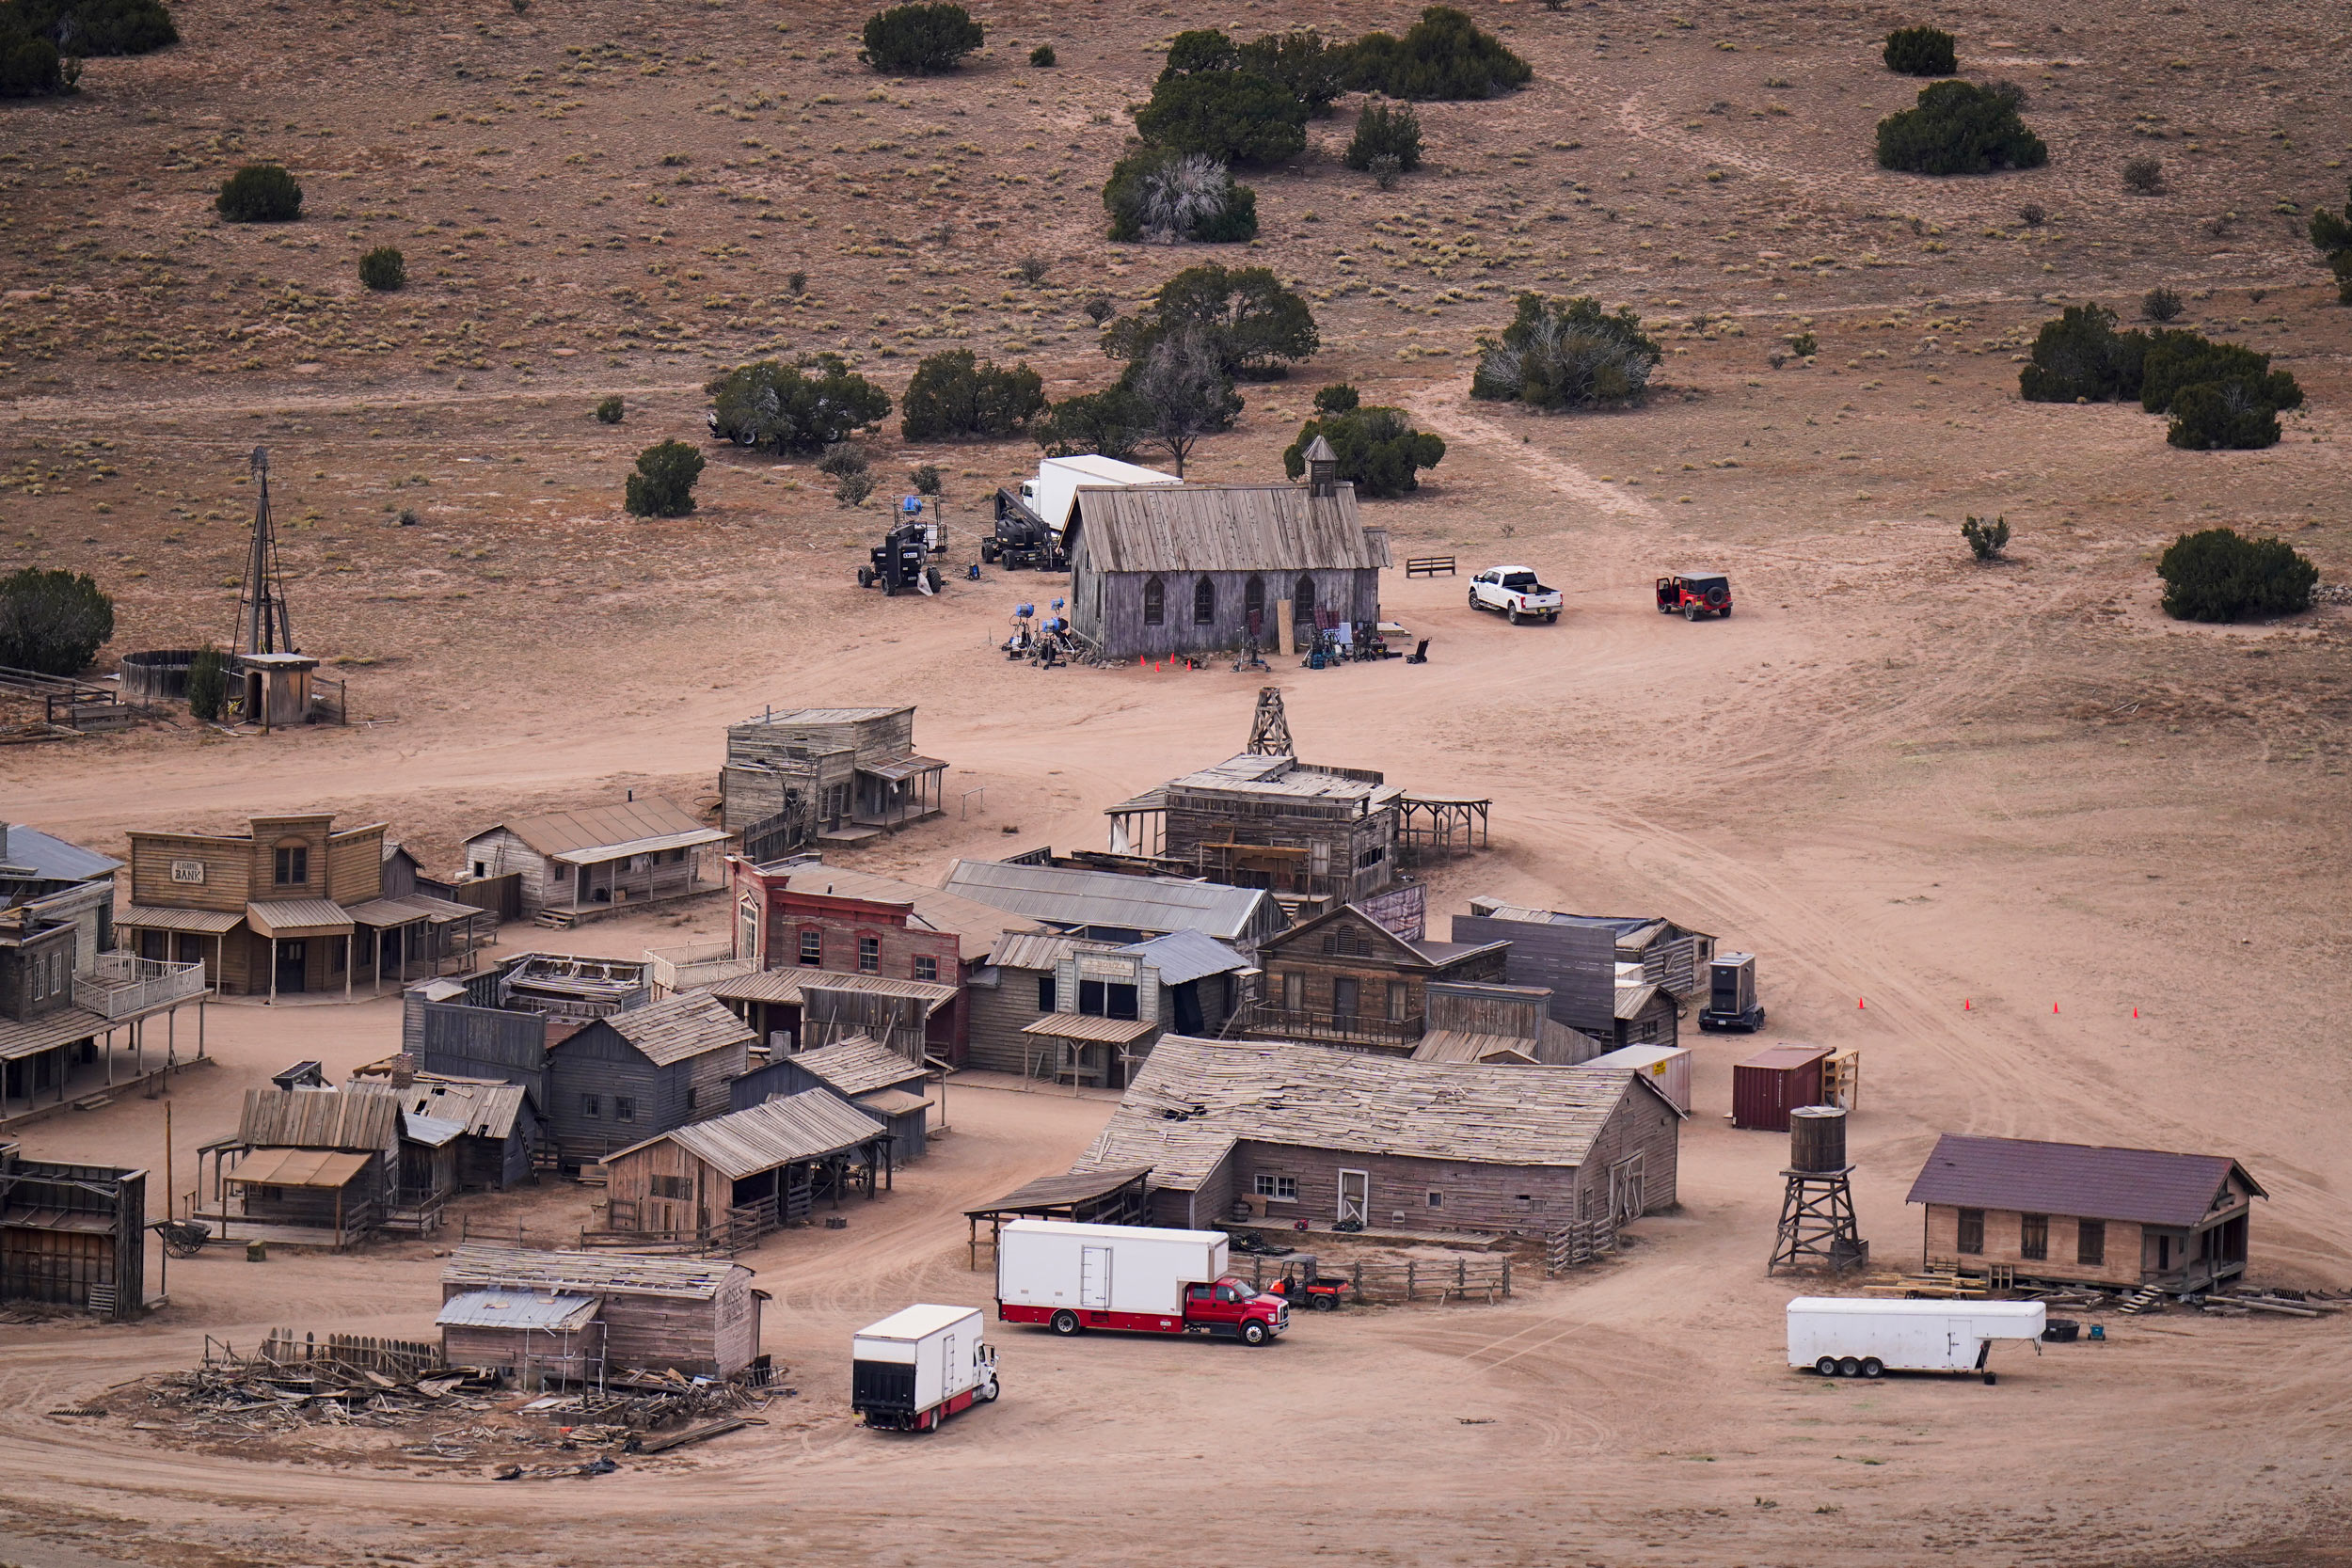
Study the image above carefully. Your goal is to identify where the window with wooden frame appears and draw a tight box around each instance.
[1253,1174,1296,1201]
[913,954,939,982]
[581,1094,602,1119]
[1143,576,1165,626]
[1426,1190,1444,1209]
[649,1174,692,1200]
[2020,1212,2049,1261]
[1037,974,1056,1012]
[1281,971,1306,1011]
[857,935,880,974]
[800,927,823,966]
[1957,1207,1985,1254]
[1193,576,1216,626]
[739,898,760,962]
[613,1096,636,1123]
[1386,981,1407,1022]
[2077,1218,2106,1266]
[273,844,309,886]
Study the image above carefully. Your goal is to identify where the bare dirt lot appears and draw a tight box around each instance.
[3,0,2351,1562]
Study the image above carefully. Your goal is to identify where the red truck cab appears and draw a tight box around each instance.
[1181,1278,1291,1343]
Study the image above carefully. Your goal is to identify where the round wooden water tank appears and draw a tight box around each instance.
[1789,1105,1848,1171]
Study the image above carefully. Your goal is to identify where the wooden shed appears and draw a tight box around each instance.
[439,1244,762,1379]
[727,1033,933,1162]
[545,992,754,1168]
[0,1143,146,1320]
[461,798,728,925]
[1731,1042,1832,1132]
[197,1085,402,1246]
[601,1090,890,1248]
[383,1075,540,1191]
[1064,483,1391,661]
[437,1288,604,1386]
[1907,1133,2266,1292]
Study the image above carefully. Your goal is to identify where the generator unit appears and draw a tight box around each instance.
[1699,951,1766,1032]
[859,517,943,596]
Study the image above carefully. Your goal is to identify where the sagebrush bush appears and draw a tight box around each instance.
[0,568,113,675]
[358,245,405,291]
[1348,6,1530,101]
[2167,380,2283,451]
[859,3,983,73]
[1961,515,2010,562]
[707,355,891,453]
[595,395,625,424]
[1882,25,1956,76]
[1133,67,1310,164]
[817,442,869,478]
[1028,42,1054,67]
[1282,405,1445,498]
[2158,528,2316,620]
[624,441,703,517]
[1471,293,1662,409]
[2122,155,2163,194]
[899,349,1045,440]
[1875,80,2044,175]
[2140,286,2184,323]
[185,644,228,721]
[1103,148,1258,243]
[1343,101,1423,173]
[909,464,942,495]
[216,163,302,222]
[1789,330,1819,356]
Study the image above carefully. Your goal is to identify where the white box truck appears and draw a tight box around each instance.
[1786,1297,2045,1383]
[995,1219,1290,1345]
[988,455,1180,570]
[850,1304,997,1432]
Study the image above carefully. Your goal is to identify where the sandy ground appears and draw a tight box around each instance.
[4,0,2352,1561]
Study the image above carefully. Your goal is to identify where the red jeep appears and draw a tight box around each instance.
[1657,572,1734,621]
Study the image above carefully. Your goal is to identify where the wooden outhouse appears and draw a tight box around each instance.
[545,993,754,1167]
[1907,1133,2265,1292]
[439,1244,762,1379]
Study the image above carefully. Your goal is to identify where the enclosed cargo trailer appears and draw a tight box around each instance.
[851,1304,997,1432]
[994,1218,1288,1344]
[1786,1297,2044,1383]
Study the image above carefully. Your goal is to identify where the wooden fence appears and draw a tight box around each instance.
[255,1328,440,1378]
[1405,556,1457,578]
[1226,1252,1513,1304]
[1545,1219,1617,1276]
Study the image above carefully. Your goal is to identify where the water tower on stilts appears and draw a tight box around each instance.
[1769,1105,1868,1274]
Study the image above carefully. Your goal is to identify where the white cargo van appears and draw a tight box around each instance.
[1786,1297,2045,1382]
[851,1304,997,1432]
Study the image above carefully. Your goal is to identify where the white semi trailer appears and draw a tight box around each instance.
[851,1304,998,1432]
[1786,1298,2045,1383]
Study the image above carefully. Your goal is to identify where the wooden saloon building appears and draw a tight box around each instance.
[1245,903,1507,1053]
[1073,1037,1685,1237]
[1065,482,1391,662]
[1907,1133,2265,1292]
[437,1243,761,1381]
[1105,752,1407,907]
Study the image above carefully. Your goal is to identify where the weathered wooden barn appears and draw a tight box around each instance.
[1063,483,1391,661]
[462,798,728,927]
[197,1085,403,1246]
[1073,1037,1685,1236]
[1907,1133,2266,1292]
[728,1033,933,1162]
[381,1074,541,1191]
[1245,904,1508,1053]
[544,992,755,1168]
[0,1141,146,1320]
[966,928,1244,1086]
[1105,752,1406,906]
[1409,981,1609,1066]
[1450,904,1688,1050]
[1464,901,1716,1001]
[602,1090,890,1245]
[718,705,947,844]
[942,857,1282,955]
[117,812,489,998]
[439,1244,762,1379]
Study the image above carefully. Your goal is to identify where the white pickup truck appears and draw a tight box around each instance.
[1468,566,1562,625]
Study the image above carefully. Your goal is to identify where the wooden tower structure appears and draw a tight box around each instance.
[233,446,294,657]
[1245,687,1293,756]
[1769,1106,1867,1275]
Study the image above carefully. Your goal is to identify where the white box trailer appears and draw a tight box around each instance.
[1022,455,1180,546]
[851,1304,997,1432]
[1787,1297,2045,1382]
[995,1218,1290,1343]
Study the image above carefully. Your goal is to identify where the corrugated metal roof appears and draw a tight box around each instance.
[779,864,1033,948]
[238,1085,402,1150]
[227,1148,373,1188]
[1078,1038,1646,1189]
[1116,929,1247,988]
[1072,484,1390,574]
[401,1111,467,1148]
[599,992,756,1067]
[4,825,120,882]
[246,898,355,937]
[116,905,246,935]
[1738,1042,1832,1071]
[790,1034,927,1097]
[943,859,1268,942]
[343,896,434,927]
[550,826,728,866]
[442,1243,748,1300]
[1023,1013,1158,1044]
[612,1089,885,1180]
[860,754,947,784]
[795,971,961,1008]
[1906,1133,2265,1228]
[1581,1045,1686,1071]
[436,1289,599,1330]
[471,797,710,860]
[966,1164,1155,1217]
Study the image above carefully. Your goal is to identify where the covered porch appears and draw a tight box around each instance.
[193,1143,380,1250]
[0,956,209,1131]
[852,754,948,832]
[345,895,495,994]
[1020,1012,1160,1091]
[543,829,729,918]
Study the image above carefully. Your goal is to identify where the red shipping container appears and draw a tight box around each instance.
[1732,1042,1832,1132]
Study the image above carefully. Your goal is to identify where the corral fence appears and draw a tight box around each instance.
[1226,1251,1514,1305]
[245,1328,441,1379]
[1545,1219,1617,1276]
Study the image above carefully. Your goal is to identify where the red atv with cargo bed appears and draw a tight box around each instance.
[1657,572,1734,621]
